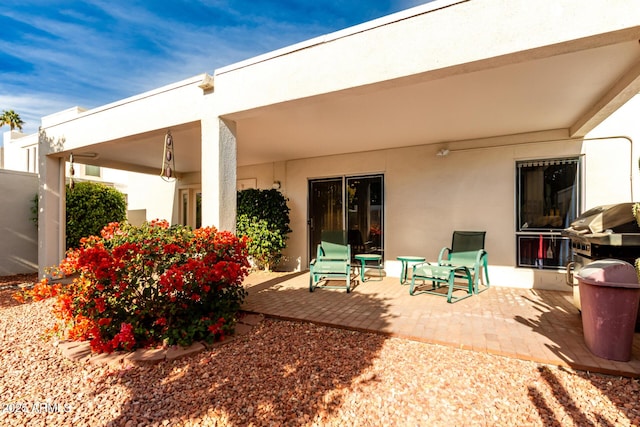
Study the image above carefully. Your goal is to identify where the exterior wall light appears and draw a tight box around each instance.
[198,74,214,91]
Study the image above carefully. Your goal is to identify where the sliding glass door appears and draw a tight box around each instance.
[309,178,343,257]
[309,175,384,260]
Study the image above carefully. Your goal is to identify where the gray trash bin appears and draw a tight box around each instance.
[576,259,640,361]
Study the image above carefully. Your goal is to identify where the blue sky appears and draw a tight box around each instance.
[1,0,431,135]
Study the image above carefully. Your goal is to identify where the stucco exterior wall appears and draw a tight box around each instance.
[116,171,178,223]
[585,94,640,203]
[0,169,38,275]
[237,161,287,193]
[238,133,631,290]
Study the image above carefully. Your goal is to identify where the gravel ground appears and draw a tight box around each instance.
[2,274,640,426]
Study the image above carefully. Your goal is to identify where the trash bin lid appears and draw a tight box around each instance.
[576,258,640,288]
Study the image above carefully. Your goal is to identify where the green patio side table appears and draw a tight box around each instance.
[354,254,383,282]
[397,255,426,284]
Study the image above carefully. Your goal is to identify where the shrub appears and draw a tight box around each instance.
[236,214,286,271]
[18,220,249,353]
[66,182,127,250]
[236,188,291,270]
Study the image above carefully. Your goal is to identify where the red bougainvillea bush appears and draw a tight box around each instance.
[16,220,249,353]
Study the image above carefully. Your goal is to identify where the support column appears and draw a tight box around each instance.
[38,155,66,278]
[201,117,237,231]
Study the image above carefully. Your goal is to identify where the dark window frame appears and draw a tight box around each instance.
[515,157,582,269]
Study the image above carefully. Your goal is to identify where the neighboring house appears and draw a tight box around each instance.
[3,131,38,175]
[33,0,640,290]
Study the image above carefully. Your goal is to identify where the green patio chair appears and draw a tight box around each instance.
[437,231,489,294]
[309,230,352,293]
[410,262,474,303]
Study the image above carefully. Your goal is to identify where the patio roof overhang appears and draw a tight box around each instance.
[42,77,206,177]
[228,38,640,168]
[44,0,640,173]
[220,0,640,167]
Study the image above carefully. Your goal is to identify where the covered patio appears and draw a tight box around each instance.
[242,271,640,377]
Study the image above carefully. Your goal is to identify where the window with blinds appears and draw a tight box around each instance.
[516,157,581,269]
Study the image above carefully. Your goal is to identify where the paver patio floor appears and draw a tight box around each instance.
[242,271,640,378]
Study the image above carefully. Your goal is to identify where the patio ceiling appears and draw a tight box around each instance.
[232,38,640,167]
[64,121,202,177]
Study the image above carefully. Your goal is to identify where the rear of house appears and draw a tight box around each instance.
[29,0,640,290]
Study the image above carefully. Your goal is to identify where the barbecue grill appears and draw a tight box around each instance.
[563,202,640,311]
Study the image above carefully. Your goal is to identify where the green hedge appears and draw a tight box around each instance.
[66,182,127,249]
[236,188,291,270]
